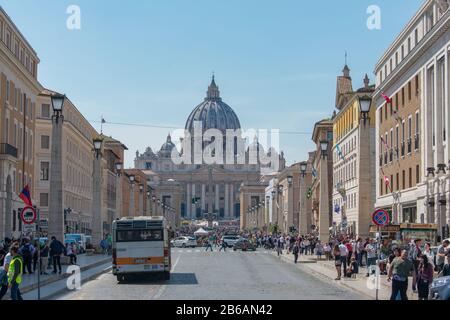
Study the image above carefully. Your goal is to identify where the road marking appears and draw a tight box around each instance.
[155,255,181,300]
[187,250,192,253]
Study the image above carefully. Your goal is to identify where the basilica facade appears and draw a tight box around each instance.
[134,77,285,221]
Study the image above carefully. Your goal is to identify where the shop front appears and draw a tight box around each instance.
[400,223,438,245]
[369,224,401,241]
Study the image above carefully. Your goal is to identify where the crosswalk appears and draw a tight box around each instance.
[172,248,270,254]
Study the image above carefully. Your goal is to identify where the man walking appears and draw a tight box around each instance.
[219,239,227,252]
[19,239,34,275]
[339,241,349,276]
[436,240,449,273]
[387,249,416,300]
[293,241,300,264]
[205,238,213,252]
[49,236,65,274]
[365,239,377,277]
[7,247,23,300]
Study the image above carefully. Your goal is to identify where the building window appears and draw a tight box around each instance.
[40,193,49,207]
[40,162,49,181]
[409,167,412,188]
[41,104,50,118]
[408,82,412,101]
[414,29,418,46]
[396,173,399,191]
[416,165,420,184]
[402,170,406,190]
[145,162,152,170]
[41,135,50,149]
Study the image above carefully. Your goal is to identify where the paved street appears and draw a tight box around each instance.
[56,248,364,300]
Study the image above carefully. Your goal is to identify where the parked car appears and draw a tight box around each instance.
[429,275,450,300]
[221,235,240,248]
[171,236,197,248]
[233,239,256,251]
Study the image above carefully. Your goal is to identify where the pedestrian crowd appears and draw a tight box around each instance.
[0,235,80,300]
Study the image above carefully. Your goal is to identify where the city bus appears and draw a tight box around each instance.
[112,216,171,282]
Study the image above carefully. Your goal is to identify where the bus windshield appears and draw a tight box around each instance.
[116,229,163,242]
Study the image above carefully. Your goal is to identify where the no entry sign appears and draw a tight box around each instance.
[372,209,390,227]
[20,206,37,225]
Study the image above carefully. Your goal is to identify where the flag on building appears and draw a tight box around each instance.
[19,185,32,207]
[380,136,389,152]
[336,144,345,161]
[381,92,392,104]
[312,166,318,178]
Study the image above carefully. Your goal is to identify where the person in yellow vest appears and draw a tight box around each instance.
[7,247,23,300]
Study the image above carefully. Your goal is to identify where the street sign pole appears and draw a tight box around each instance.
[376,224,380,301]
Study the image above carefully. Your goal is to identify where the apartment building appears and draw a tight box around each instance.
[332,71,376,238]
[374,0,450,242]
[35,90,98,235]
[0,6,42,240]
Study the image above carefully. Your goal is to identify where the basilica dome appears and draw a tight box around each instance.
[158,134,176,158]
[185,76,241,134]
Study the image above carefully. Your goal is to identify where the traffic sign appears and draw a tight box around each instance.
[20,206,37,225]
[23,224,36,233]
[372,209,390,227]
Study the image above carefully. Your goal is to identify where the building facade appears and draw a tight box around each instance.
[134,77,286,226]
[374,0,450,242]
[0,6,41,240]
[332,71,376,238]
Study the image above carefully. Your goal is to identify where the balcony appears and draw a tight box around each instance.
[0,143,18,158]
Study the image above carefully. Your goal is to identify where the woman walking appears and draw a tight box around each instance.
[333,244,342,280]
[417,255,434,300]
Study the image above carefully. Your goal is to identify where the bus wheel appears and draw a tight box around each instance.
[164,272,170,280]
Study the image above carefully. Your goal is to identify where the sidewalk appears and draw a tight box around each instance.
[17,254,111,295]
[270,250,415,300]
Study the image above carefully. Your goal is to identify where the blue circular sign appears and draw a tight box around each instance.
[372,209,390,227]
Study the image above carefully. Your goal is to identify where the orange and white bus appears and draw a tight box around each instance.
[112,216,171,282]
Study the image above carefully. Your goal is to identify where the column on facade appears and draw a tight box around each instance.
[215,184,219,214]
[201,184,206,214]
[186,183,191,219]
[229,184,234,219]
[319,164,330,241]
[192,184,196,218]
[224,184,229,218]
[299,177,308,235]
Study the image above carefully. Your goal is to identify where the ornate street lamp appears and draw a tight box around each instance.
[427,167,436,178]
[300,162,307,178]
[93,137,103,159]
[437,163,447,175]
[320,140,329,159]
[358,95,372,125]
[139,185,144,193]
[129,175,135,185]
[271,190,276,199]
[51,93,66,123]
[287,175,293,187]
[115,162,123,176]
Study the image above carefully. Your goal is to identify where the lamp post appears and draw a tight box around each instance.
[115,162,123,222]
[427,167,436,226]
[129,175,135,216]
[299,161,308,235]
[358,95,372,126]
[318,139,330,241]
[437,164,447,242]
[92,137,104,247]
[49,93,66,243]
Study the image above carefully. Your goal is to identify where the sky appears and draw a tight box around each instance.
[1,0,423,168]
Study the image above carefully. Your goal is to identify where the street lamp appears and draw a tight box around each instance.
[287,175,293,187]
[51,93,66,123]
[358,95,372,125]
[320,140,329,159]
[129,175,135,184]
[300,162,307,178]
[139,185,144,193]
[115,162,123,176]
[271,190,276,199]
[93,137,103,159]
